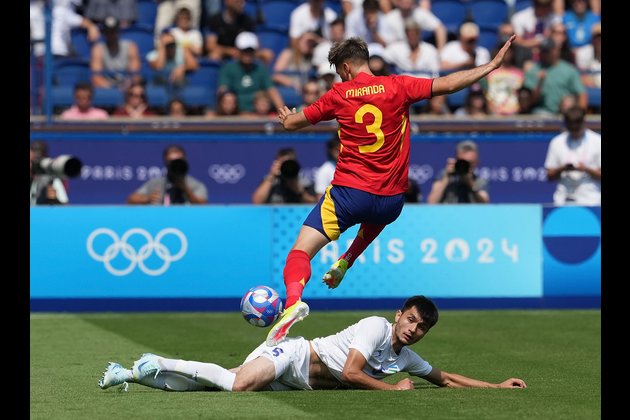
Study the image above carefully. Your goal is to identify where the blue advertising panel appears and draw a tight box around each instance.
[30,206,271,298]
[542,206,601,296]
[33,132,556,205]
[271,205,543,299]
[31,205,542,303]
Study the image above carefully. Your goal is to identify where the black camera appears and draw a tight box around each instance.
[453,159,471,176]
[166,158,189,182]
[32,155,82,178]
[280,159,300,179]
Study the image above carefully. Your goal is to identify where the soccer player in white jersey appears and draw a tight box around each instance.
[99,296,527,392]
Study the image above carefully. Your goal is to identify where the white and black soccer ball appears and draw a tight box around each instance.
[240,285,284,327]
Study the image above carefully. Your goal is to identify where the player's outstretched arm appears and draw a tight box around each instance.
[278,106,312,131]
[342,349,414,390]
[422,367,527,389]
[431,35,516,96]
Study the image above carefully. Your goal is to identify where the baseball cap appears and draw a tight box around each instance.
[103,16,120,31]
[235,31,259,51]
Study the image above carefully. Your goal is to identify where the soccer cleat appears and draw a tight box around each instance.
[98,362,132,390]
[131,353,163,381]
[266,300,310,346]
[322,258,349,289]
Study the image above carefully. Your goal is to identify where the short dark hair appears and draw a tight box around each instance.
[326,134,340,160]
[328,37,369,68]
[401,295,439,329]
[563,105,586,124]
[74,82,93,95]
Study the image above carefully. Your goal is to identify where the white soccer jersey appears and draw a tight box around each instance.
[311,316,432,384]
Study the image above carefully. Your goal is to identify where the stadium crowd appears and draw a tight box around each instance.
[30,0,601,118]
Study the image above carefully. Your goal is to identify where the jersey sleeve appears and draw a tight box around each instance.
[303,89,338,124]
[403,349,433,377]
[397,75,433,103]
[348,317,390,361]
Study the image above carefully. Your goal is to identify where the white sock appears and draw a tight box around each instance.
[172,360,236,391]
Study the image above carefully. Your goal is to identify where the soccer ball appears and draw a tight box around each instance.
[240,285,284,327]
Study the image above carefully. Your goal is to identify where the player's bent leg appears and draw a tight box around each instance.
[232,357,278,392]
[168,360,236,391]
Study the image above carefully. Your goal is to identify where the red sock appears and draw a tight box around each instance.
[284,249,311,308]
[341,223,386,268]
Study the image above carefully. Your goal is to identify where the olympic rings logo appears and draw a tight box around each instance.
[86,228,188,276]
[408,164,434,184]
[208,164,246,184]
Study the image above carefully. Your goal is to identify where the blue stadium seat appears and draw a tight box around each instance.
[70,28,93,59]
[478,25,499,52]
[186,59,221,87]
[326,0,343,16]
[53,58,91,86]
[587,87,601,110]
[276,85,302,108]
[92,88,124,108]
[50,86,75,108]
[121,26,156,59]
[180,86,216,108]
[431,0,469,34]
[244,0,260,20]
[514,0,532,14]
[145,85,170,109]
[136,0,158,30]
[260,1,297,31]
[469,0,509,29]
[257,27,290,64]
[447,87,469,110]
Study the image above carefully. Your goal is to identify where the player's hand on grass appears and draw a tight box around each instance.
[498,378,527,388]
[394,378,415,390]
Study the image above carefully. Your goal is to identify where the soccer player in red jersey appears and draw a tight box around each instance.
[266,36,516,346]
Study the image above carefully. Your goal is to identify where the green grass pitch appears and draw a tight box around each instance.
[30,309,600,419]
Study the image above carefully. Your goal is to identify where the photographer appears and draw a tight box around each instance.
[251,148,318,204]
[30,141,80,206]
[127,145,208,205]
[427,140,490,204]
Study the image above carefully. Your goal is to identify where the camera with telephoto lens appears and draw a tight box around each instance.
[32,155,82,178]
[280,159,300,180]
[453,159,471,176]
[166,158,189,182]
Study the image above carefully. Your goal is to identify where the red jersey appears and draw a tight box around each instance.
[303,72,433,195]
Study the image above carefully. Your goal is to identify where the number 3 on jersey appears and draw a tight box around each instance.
[355,104,384,154]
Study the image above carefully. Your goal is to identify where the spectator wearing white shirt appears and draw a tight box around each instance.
[289,0,338,50]
[345,0,386,46]
[440,22,490,72]
[379,0,446,50]
[384,18,439,78]
[544,105,601,205]
[314,134,341,199]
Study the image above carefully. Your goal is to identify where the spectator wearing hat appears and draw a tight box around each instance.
[575,22,600,88]
[379,0,446,50]
[205,0,275,65]
[439,22,490,72]
[523,37,587,114]
[316,62,341,93]
[383,18,439,78]
[217,32,285,113]
[297,80,322,112]
[83,0,138,29]
[90,16,142,89]
[427,140,490,204]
